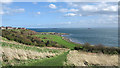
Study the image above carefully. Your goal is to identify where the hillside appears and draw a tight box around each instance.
[2,29,72,48]
[1,38,119,67]
[2,29,120,55]
[0,37,68,66]
[0,29,120,67]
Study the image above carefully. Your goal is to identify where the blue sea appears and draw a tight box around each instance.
[29,28,118,47]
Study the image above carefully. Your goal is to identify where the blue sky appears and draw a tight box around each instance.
[1,2,118,28]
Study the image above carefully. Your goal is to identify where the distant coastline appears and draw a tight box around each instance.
[61,35,80,43]
[29,28,118,47]
[61,34,119,48]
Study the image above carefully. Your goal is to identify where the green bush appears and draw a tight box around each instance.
[74,43,120,54]
[2,29,62,48]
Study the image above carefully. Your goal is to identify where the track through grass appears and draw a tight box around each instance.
[23,51,69,66]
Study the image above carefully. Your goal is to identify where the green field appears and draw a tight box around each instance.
[34,35,77,49]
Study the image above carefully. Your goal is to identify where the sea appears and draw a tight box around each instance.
[28,28,118,47]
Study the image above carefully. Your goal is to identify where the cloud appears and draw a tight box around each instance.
[1,7,25,15]
[102,5,117,12]
[82,2,118,12]
[59,8,79,12]
[81,4,117,12]
[0,0,13,4]
[59,8,68,12]
[79,14,82,16]
[67,2,78,7]
[65,13,76,16]
[66,2,118,17]
[32,2,37,5]
[0,10,4,15]
[47,0,57,2]
[81,5,98,11]
[49,4,57,9]
[37,12,41,15]
[69,9,79,12]
[67,21,72,24]
[13,8,25,13]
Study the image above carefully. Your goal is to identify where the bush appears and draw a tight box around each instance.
[74,43,120,54]
[2,29,61,48]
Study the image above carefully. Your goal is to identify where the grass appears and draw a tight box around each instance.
[1,42,60,53]
[34,35,77,49]
[20,51,69,66]
[0,36,9,41]
[2,51,69,68]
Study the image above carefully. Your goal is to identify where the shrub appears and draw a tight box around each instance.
[2,29,61,48]
[74,43,120,54]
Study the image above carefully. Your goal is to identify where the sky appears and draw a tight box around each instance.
[0,2,118,28]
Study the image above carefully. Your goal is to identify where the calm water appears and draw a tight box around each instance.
[29,28,118,47]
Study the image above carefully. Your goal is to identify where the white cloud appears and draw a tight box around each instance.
[65,13,76,16]
[49,4,57,9]
[59,8,68,12]
[67,21,72,24]
[0,0,13,4]
[102,5,117,12]
[0,11,4,15]
[81,5,98,11]
[47,0,56,2]
[59,8,79,12]
[69,9,79,12]
[79,14,82,16]
[37,12,41,15]
[81,2,118,12]
[1,7,25,15]
[13,8,25,13]
[67,2,78,7]
[32,2,37,5]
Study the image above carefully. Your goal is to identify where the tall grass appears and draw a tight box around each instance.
[1,42,60,53]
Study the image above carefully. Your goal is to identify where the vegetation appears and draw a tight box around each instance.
[34,35,76,49]
[1,42,60,53]
[20,51,69,66]
[74,43,120,54]
[2,29,65,48]
[1,29,120,67]
[2,29,120,54]
[1,41,67,67]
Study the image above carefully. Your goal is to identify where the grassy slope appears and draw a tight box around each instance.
[34,35,77,49]
[21,51,69,66]
[1,37,69,67]
[1,42,60,53]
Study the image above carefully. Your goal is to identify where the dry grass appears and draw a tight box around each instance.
[66,50,118,66]
[0,46,2,62]
[2,47,60,61]
[1,46,64,66]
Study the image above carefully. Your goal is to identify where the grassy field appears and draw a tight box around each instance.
[1,42,60,53]
[20,51,69,66]
[34,35,77,49]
